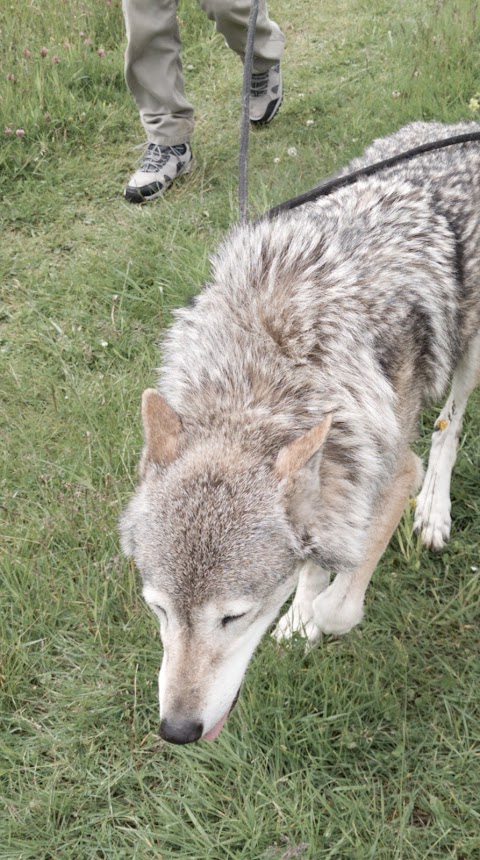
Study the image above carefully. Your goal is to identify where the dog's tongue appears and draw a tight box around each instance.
[201,709,230,741]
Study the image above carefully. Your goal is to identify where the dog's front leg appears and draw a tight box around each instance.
[312,450,423,637]
[414,330,480,549]
[273,560,330,643]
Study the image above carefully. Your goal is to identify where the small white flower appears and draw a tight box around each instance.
[306,119,314,126]
[273,157,281,164]
[186,64,194,71]
[471,565,478,572]
[100,340,108,347]
[287,147,298,157]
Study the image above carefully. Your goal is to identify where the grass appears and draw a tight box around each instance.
[1,0,480,857]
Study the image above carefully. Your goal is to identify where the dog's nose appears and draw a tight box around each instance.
[159,717,204,744]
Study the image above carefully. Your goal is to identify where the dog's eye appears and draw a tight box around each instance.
[152,604,167,622]
[221,612,246,628]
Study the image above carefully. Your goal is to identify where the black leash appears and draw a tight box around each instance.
[264,130,480,221]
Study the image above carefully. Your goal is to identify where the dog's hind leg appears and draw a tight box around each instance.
[414,332,480,551]
[309,450,423,639]
[273,560,330,643]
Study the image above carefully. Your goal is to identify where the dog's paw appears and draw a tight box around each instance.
[414,487,451,551]
[312,586,364,636]
[273,599,314,643]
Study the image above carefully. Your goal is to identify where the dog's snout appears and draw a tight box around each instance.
[159,717,204,745]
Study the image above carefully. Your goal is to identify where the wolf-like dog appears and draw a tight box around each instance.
[120,121,480,745]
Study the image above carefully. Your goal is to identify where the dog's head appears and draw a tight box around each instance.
[120,389,331,743]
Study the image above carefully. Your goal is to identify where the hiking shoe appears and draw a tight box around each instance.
[124,143,193,203]
[249,62,283,125]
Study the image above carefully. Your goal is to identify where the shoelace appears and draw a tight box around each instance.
[139,143,186,172]
[250,70,270,98]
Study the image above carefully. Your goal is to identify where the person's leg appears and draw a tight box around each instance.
[197,0,284,72]
[198,0,285,124]
[123,0,194,144]
[122,0,194,201]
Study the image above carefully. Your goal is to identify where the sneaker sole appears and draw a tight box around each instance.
[124,159,194,204]
[250,94,283,127]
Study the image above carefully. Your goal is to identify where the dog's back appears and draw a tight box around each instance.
[343,120,480,313]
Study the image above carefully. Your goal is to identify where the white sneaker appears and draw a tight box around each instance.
[249,62,283,125]
[124,143,193,203]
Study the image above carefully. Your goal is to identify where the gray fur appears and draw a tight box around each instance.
[120,121,480,739]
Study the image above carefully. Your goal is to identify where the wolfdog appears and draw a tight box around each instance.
[120,121,480,744]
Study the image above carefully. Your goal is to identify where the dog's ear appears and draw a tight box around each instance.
[275,415,332,482]
[140,388,182,475]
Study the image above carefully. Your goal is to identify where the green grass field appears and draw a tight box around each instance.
[1,0,480,857]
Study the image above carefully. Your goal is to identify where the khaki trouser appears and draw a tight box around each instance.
[123,0,285,144]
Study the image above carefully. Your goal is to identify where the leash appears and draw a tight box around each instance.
[264,130,480,220]
[238,0,260,224]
